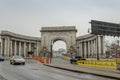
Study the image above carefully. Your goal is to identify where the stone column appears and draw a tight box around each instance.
[19,42,22,56]
[86,41,88,58]
[102,36,105,55]
[1,39,3,55]
[88,41,90,58]
[5,37,10,57]
[93,40,95,56]
[82,42,84,58]
[76,43,79,56]
[99,36,105,58]
[78,43,80,56]
[4,38,7,56]
[7,38,10,57]
[89,41,91,57]
[24,42,26,57]
[10,40,13,57]
[14,41,17,55]
[95,39,97,57]
[98,35,101,55]
[29,43,31,52]
[80,42,82,57]
[84,42,86,58]
[91,40,93,57]
[36,42,39,56]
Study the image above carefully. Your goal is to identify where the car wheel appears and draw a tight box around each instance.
[22,62,25,65]
[12,61,15,65]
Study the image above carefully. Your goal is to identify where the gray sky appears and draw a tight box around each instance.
[0,0,120,50]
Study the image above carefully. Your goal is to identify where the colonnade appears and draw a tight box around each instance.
[0,30,105,59]
[0,31,41,57]
[77,34,105,58]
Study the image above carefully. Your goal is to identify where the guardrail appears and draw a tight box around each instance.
[77,59,120,69]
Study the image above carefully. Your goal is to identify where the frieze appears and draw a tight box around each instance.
[40,26,77,32]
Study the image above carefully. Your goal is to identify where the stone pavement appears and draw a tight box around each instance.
[43,58,120,79]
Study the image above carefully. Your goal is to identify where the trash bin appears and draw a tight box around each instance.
[116,63,120,71]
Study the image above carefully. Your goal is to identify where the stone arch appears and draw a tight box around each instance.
[52,36,67,47]
[40,26,77,56]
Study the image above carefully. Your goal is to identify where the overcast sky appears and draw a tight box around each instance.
[0,0,120,50]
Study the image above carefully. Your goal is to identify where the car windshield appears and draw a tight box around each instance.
[13,56,23,59]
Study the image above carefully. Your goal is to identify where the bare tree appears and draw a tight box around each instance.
[105,40,120,57]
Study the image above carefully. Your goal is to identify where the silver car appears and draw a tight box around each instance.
[10,55,25,65]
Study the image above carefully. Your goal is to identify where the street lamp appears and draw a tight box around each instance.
[43,47,47,58]
[69,46,75,58]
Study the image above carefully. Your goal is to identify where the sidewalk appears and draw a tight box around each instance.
[44,63,120,79]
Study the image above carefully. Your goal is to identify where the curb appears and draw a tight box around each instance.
[43,64,120,79]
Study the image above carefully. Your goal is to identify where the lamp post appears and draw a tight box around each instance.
[43,47,47,63]
[43,47,46,57]
[69,46,74,58]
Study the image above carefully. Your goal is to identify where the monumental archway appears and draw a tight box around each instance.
[40,26,77,56]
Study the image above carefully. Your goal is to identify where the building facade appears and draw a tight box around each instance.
[76,34,105,58]
[0,26,105,58]
[0,31,41,57]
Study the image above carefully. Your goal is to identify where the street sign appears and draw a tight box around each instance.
[90,20,120,36]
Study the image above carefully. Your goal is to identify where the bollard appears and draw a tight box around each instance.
[46,57,49,64]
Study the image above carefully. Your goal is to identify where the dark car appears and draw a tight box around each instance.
[70,56,82,64]
[0,55,4,61]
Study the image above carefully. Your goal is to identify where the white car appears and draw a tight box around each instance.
[10,55,25,65]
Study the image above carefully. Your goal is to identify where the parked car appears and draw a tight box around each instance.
[0,55,4,61]
[70,56,86,64]
[10,55,25,65]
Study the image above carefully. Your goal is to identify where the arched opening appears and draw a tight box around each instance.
[51,40,70,64]
[52,40,67,57]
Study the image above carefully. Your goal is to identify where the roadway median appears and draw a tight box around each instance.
[43,63,120,79]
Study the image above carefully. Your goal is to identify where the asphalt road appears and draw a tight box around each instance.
[0,60,116,80]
